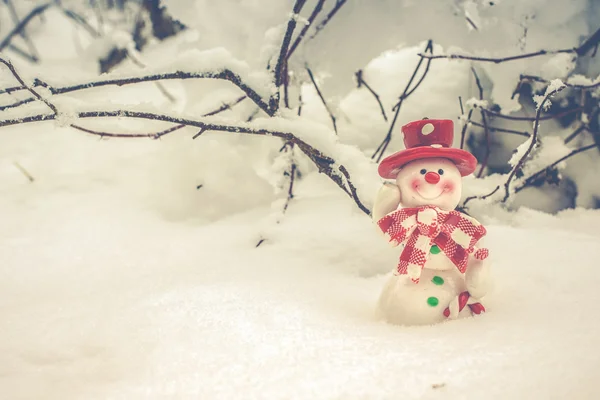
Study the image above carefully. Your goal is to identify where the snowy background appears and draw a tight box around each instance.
[1,0,600,399]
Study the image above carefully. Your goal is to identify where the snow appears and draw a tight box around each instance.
[2,131,600,398]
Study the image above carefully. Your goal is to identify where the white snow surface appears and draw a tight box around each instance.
[1,1,600,398]
[1,126,600,400]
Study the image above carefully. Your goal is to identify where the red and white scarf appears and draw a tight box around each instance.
[377,206,489,283]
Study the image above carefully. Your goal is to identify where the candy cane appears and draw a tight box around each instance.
[443,291,485,319]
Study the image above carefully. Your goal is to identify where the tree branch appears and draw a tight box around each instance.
[0,70,272,116]
[0,108,369,215]
[355,69,387,121]
[306,64,337,134]
[0,3,52,51]
[502,85,566,202]
[515,144,597,193]
[308,0,347,40]
[372,40,434,162]
[286,0,326,59]
[419,27,600,64]
[272,0,307,112]
[471,68,490,178]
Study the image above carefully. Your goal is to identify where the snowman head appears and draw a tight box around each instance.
[395,157,462,211]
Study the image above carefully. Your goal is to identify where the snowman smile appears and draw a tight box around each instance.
[415,188,446,200]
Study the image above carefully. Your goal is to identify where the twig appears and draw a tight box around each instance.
[338,165,370,215]
[12,161,34,182]
[5,0,40,62]
[372,40,434,162]
[458,96,474,149]
[6,44,37,63]
[355,70,388,121]
[72,96,246,139]
[58,6,100,38]
[514,144,597,193]
[70,122,184,139]
[564,124,587,144]
[462,185,500,207]
[465,16,478,31]
[0,109,369,215]
[286,0,326,59]
[519,74,600,90]
[480,105,583,122]
[502,85,566,202]
[308,0,347,40]
[419,49,574,64]
[272,0,307,112]
[0,57,57,114]
[468,120,530,137]
[471,68,490,178]
[420,27,600,64]
[0,70,273,116]
[126,50,176,103]
[0,3,52,51]
[306,64,337,134]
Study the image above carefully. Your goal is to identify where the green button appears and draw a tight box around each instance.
[427,297,439,307]
[432,276,444,285]
[430,245,441,255]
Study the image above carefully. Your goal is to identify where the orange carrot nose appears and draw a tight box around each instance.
[425,171,440,184]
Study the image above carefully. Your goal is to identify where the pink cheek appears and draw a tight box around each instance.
[442,180,455,192]
[410,178,421,190]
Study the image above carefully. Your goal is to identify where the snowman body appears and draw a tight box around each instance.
[377,246,472,326]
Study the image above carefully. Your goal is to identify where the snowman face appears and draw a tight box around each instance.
[395,158,462,211]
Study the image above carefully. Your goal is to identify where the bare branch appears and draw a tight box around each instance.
[458,96,474,149]
[519,74,600,90]
[465,16,478,31]
[0,3,52,51]
[420,27,600,64]
[471,68,490,178]
[515,144,597,193]
[419,49,574,64]
[0,57,57,114]
[5,0,40,62]
[272,0,307,112]
[0,70,272,116]
[308,0,348,40]
[502,85,566,202]
[372,40,434,162]
[480,105,583,122]
[286,0,326,59]
[12,161,34,182]
[462,185,500,207]
[339,165,370,215]
[0,108,369,214]
[306,64,337,134]
[58,5,101,38]
[355,69,388,121]
[468,120,530,137]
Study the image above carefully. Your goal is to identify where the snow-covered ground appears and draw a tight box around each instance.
[2,1,600,398]
[1,126,600,400]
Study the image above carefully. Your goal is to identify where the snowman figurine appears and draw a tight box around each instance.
[373,118,491,326]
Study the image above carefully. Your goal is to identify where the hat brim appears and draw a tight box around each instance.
[378,147,478,179]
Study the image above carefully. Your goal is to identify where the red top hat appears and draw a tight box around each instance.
[378,119,477,179]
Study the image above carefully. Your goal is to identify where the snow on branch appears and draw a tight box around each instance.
[502,82,566,201]
[0,48,278,116]
[418,27,600,64]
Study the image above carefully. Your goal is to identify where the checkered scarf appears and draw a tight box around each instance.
[377,206,489,283]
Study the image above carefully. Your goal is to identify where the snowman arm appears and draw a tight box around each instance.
[372,182,401,223]
[465,246,491,299]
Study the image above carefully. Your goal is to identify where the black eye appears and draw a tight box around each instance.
[438,169,444,175]
[420,169,427,175]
